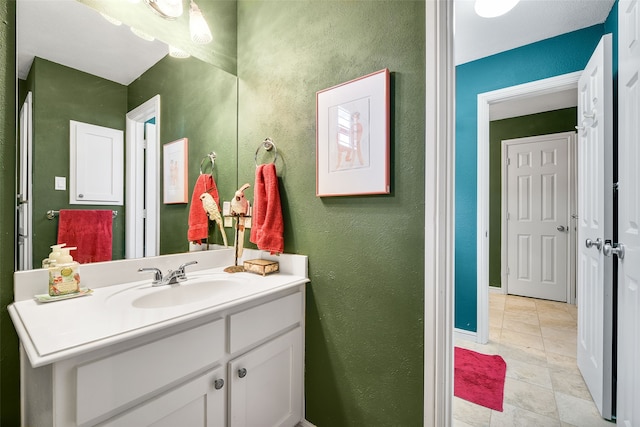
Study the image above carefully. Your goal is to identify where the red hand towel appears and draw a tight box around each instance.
[57,210,112,264]
[188,174,219,243]
[250,163,284,254]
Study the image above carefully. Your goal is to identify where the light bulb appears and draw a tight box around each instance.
[189,1,213,44]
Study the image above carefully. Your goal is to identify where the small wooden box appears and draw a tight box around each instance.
[243,259,279,276]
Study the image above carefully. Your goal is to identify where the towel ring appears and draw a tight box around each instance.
[254,138,278,167]
[200,152,216,174]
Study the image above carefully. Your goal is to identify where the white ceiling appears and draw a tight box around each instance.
[454,0,616,66]
[18,0,615,116]
[455,0,615,120]
[17,0,168,86]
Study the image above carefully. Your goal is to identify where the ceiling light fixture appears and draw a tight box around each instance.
[474,0,519,18]
[144,0,183,19]
[189,0,213,44]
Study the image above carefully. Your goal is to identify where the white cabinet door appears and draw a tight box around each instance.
[99,367,226,427]
[229,327,303,427]
[70,120,123,205]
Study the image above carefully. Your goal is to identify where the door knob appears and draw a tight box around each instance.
[585,238,603,250]
[214,378,224,390]
[603,242,625,259]
[238,368,247,378]
[557,225,566,232]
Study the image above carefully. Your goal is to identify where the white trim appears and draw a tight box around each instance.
[297,420,317,427]
[454,328,477,343]
[476,72,581,342]
[125,95,161,259]
[425,0,454,425]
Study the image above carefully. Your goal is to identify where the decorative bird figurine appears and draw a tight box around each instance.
[230,183,251,258]
[200,192,228,247]
[230,183,251,216]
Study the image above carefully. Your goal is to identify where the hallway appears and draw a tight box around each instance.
[453,293,614,426]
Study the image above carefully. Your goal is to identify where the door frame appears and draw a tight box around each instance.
[501,132,576,302]
[125,95,160,259]
[476,71,581,343]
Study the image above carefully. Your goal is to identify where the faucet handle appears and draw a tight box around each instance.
[177,260,198,272]
[138,267,163,284]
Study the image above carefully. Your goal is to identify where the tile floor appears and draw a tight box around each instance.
[453,292,615,427]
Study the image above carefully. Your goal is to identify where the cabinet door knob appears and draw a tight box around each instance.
[214,378,224,390]
[238,368,247,378]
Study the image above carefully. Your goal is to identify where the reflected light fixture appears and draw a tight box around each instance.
[131,27,155,41]
[474,0,519,18]
[144,0,183,19]
[169,45,191,58]
[100,12,122,26]
[189,0,213,44]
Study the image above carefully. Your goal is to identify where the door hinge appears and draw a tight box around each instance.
[142,139,148,150]
[506,212,510,220]
[506,267,510,276]
[142,209,147,219]
[506,158,511,166]
[613,182,619,191]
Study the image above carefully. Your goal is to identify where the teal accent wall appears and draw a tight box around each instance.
[128,55,238,253]
[28,58,128,266]
[455,22,616,332]
[488,108,578,288]
[0,2,19,425]
[237,1,425,425]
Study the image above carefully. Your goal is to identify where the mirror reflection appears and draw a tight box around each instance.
[17,0,238,269]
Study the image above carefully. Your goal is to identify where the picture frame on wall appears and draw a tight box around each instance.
[163,138,188,204]
[316,68,390,196]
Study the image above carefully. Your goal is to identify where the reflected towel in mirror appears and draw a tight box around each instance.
[57,210,113,263]
[188,174,219,243]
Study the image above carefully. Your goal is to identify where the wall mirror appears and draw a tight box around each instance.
[16,0,239,269]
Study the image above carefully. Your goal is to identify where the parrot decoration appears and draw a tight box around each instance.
[230,183,251,257]
[200,193,228,247]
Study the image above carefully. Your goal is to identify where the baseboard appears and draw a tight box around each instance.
[454,327,477,343]
[297,420,317,427]
[488,286,504,294]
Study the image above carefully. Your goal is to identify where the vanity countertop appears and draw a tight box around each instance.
[9,251,308,368]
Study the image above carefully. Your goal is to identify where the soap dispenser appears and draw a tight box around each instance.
[42,243,65,268]
[48,245,81,296]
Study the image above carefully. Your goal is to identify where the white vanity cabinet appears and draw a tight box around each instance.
[20,287,305,427]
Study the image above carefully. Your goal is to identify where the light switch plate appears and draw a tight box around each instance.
[55,176,66,191]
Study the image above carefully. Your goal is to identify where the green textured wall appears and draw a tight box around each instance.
[488,108,578,288]
[28,58,127,266]
[128,55,238,253]
[0,2,19,425]
[237,1,425,425]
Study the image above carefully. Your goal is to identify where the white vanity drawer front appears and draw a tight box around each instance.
[229,292,302,354]
[76,319,224,426]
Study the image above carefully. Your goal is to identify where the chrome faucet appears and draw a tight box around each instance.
[138,261,198,286]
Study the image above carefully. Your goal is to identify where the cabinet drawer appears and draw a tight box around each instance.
[77,319,224,426]
[229,292,302,354]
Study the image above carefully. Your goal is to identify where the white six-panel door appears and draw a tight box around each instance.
[576,34,614,420]
[617,1,640,425]
[504,133,572,302]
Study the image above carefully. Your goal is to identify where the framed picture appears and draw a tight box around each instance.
[163,138,188,204]
[316,68,390,196]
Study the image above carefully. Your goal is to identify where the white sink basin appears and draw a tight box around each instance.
[132,277,243,309]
